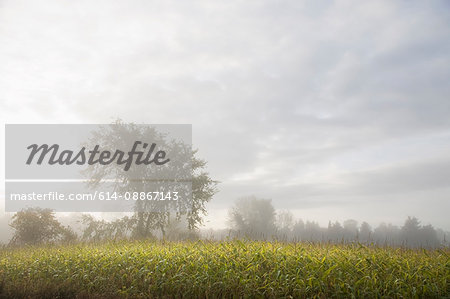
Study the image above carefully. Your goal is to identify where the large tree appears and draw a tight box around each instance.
[84,121,217,238]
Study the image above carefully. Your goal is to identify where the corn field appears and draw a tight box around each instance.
[0,241,448,298]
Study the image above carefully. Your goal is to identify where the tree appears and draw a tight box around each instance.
[303,221,322,242]
[80,214,136,242]
[420,224,439,248]
[401,216,422,247]
[276,210,294,240]
[292,219,305,241]
[359,221,372,243]
[374,222,400,246]
[400,217,440,248]
[9,208,76,245]
[83,121,217,239]
[228,196,276,240]
[343,219,358,241]
[327,221,344,242]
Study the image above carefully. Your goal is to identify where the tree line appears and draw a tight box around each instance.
[225,196,448,249]
[6,197,448,249]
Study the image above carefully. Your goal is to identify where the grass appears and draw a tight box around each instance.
[0,240,448,298]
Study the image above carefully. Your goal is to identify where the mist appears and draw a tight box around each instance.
[1,0,450,235]
[1,1,450,297]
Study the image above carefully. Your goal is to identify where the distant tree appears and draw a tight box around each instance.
[304,221,322,242]
[359,221,372,243]
[435,228,450,247]
[420,224,439,248]
[327,221,344,242]
[343,219,358,241]
[401,216,422,247]
[276,210,294,239]
[292,219,305,241]
[398,217,440,248]
[228,196,276,240]
[374,222,400,246]
[9,208,76,246]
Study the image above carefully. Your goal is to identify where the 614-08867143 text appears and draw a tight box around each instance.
[9,191,179,201]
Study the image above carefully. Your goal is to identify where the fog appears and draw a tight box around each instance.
[2,205,449,249]
[1,0,450,235]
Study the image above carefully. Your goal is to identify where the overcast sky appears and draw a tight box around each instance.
[1,0,449,230]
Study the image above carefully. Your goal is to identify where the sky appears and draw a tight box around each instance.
[1,0,449,230]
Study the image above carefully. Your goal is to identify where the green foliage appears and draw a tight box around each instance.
[9,208,76,246]
[0,241,448,298]
[80,214,137,242]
